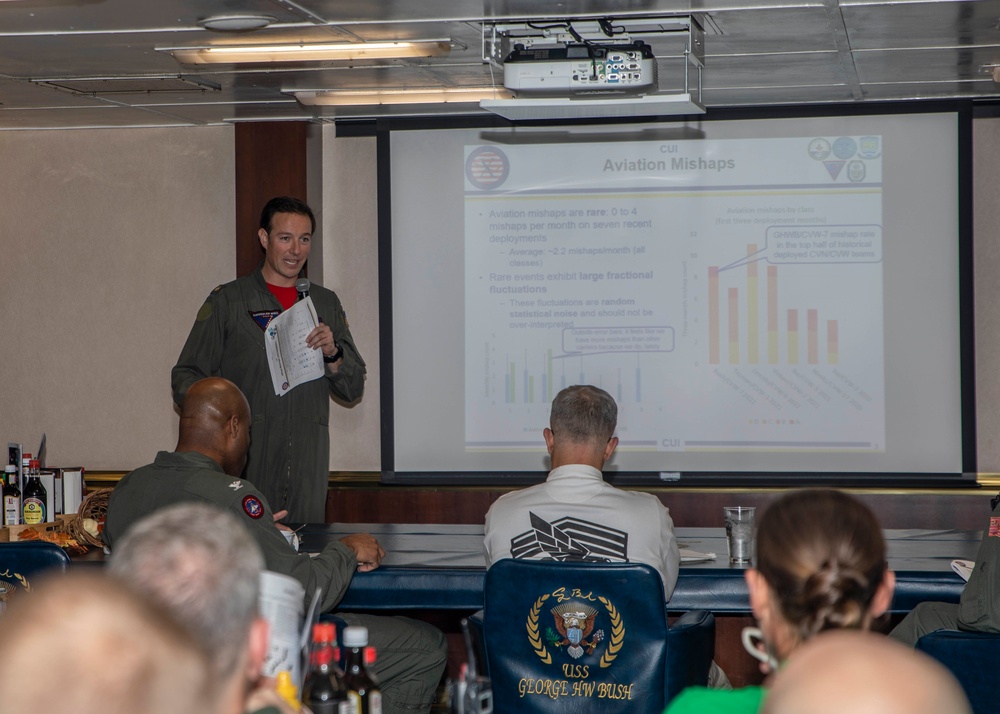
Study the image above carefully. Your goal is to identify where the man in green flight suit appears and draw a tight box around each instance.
[172,196,365,523]
[104,377,448,714]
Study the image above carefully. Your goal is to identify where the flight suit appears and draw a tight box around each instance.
[172,266,366,522]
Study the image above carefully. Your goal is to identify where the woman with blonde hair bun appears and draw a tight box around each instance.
[665,489,896,714]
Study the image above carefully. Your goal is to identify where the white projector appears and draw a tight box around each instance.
[502,41,657,97]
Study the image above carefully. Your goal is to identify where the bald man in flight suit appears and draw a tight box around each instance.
[104,377,447,714]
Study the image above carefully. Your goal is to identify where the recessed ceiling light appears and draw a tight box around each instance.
[198,15,274,32]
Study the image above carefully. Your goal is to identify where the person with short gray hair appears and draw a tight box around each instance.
[109,502,277,714]
[109,502,264,680]
[484,384,680,597]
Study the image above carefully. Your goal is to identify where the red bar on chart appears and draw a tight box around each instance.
[807,309,819,365]
[747,245,759,364]
[767,265,778,365]
[787,309,799,364]
[728,288,739,364]
[709,267,720,364]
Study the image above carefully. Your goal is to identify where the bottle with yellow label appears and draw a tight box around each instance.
[21,459,46,525]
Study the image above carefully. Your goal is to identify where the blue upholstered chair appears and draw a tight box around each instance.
[474,560,714,713]
[916,629,1000,714]
[0,542,70,609]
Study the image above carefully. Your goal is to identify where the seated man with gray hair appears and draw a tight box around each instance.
[109,502,288,714]
[485,384,680,597]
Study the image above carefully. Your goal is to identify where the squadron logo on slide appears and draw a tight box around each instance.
[807,138,831,161]
[465,145,510,190]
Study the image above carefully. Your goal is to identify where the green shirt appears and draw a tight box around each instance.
[665,685,766,714]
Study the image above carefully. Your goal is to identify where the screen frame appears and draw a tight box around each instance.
[355,100,977,488]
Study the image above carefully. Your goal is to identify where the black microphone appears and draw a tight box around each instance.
[295,278,310,302]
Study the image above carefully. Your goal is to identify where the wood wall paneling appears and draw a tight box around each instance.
[234,122,309,277]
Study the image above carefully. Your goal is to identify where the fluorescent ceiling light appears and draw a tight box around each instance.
[293,87,511,106]
[161,40,450,64]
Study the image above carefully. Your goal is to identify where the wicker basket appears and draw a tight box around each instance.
[63,488,111,548]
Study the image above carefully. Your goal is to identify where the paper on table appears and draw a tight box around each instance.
[680,548,717,563]
[264,297,326,396]
[951,559,974,581]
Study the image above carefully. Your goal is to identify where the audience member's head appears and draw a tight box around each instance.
[177,377,252,477]
[545,385,619,469]
[0,571,212,714]
[746,489,895,668]
[109,502,268,714]
[762,630,971,714]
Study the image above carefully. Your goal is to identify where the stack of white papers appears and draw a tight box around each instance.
[951,559,974,581]
[263,297,326,396]
[680,548,717,563]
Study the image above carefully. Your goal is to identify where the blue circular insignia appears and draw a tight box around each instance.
[242,495,264,519]
[832,137,857,160]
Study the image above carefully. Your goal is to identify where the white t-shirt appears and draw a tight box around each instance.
[484,464,680,599]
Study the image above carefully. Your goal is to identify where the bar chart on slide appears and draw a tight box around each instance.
[708,244,848,367]
[498,348,649,405]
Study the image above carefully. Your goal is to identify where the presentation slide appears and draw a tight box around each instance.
[387,112,965,480]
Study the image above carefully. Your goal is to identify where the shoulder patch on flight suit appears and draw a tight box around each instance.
[196,301,213,322]
[242,495,264,519]
[989,516,1000,537]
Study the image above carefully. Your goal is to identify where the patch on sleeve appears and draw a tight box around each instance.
[343,308,350,328]
[242,495,264,519]
[196,302,213,322]
[990,516,1000,537]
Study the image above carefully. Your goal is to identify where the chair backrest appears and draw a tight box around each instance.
[482,559,672,714]
[0,542,71,611]
[916,629,1000,714]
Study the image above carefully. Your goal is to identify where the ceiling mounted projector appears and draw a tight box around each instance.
[480,16,705,120]
[502,41,658,97]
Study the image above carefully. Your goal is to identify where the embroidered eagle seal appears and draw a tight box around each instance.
[550,602,605,659]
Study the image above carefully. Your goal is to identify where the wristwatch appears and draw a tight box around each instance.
[323,343,344,363]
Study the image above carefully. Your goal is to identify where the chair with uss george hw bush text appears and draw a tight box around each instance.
[0,541,71,613]
[471,559,714,714]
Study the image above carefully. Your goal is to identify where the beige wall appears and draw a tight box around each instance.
[2,118,999,475]
[319,128,381,471]
[0,127,235,469]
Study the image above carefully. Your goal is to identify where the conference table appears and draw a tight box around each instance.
[296,524,978,614]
